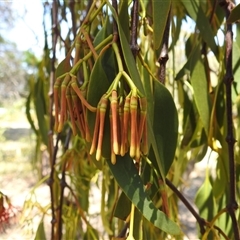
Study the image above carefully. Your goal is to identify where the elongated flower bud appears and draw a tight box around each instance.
[138,97,147,142]
[66,87,77,135]
[110,111,116,164]
[71,79,97,112]
[135,113,141,162]
[141,120,148,155]
[121,96,130,156]
[72,94,85,138]
[111,90,119,155]
[118,98,124,155]
[90,103,100,155]
[58,74,71,132]
[54,78,61,131]
[130,94,138,158]
[96,97,108,161]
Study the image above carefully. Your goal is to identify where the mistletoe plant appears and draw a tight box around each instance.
[24,0,240,239]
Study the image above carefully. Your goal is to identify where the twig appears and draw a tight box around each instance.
[165,178,206,235]
[69,0,76,39]
[58,128,72,240]
[117,222,129,238]
[111,0,118,39]
[130,0,139,59]
[218,0,239,239]
[48,1,58,239]
[158,6,171,84]
[48,133,60,240]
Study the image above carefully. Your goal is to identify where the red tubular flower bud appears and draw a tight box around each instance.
[66,87,77,135]
[90,103,100,155]
[96,97,108,161]
[110,111,116,164]
[121,96,130,156]
[58,74,71,132]
[130,94,138,158]
[111,90,119,155]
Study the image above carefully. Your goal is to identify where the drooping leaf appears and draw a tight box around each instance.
[34,78,48,146]
[93,16,112,50]
[181,0,218,56]
[55,52,72,78]
[34,220,46,240]
[149,80,179,176]
[195,171,216,221]
[175,44,200,80]
[118,0,130,42]
[191,60,210,135]
[152,0,172,50]
[114,191,131,220]
[106,154,181,235]
[26,92,38,136]
[212,156,227,199]
[227,3,240,23]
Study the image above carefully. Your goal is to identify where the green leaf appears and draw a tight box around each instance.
[119,0,130,42]
[93,16,111,50]
[212,156,227,199]
[55,52,71,78]
[149,80,179,176]
[195,171,216,221]
[114,191,131,220]
[191,60,210,135]
[152,0,172,50]
[34,220,46,240]
[175,44,200,80]
[181,0,218,56]
[107,155,181,235]
[26,92,38,136]
[34,78,48,146]
[227,4,240,23]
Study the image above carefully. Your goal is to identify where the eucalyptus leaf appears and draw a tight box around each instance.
[55,52,71,78]
[34,78,48,146]
[114,191,131,220]
[34,220,46,240]
[191,60,210,135]
[195,172,216,221]
[152,0,172,50]
[149,80,179,176]
[181,0,218,56]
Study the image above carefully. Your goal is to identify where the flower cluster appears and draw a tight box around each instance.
[90,90,148,164]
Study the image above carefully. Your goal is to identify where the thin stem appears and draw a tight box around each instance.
[48,133,60,240]
[158,6,171,84]
[130,0,139,59]
[218,1,239,239]
[58,128,72,240]
[111,0,118,37]
[49,1,58,239]
[70,34,113,74]
[165,178,206,235]
[69,0,76,39]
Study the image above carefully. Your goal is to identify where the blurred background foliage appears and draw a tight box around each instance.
[1,0,240,239]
